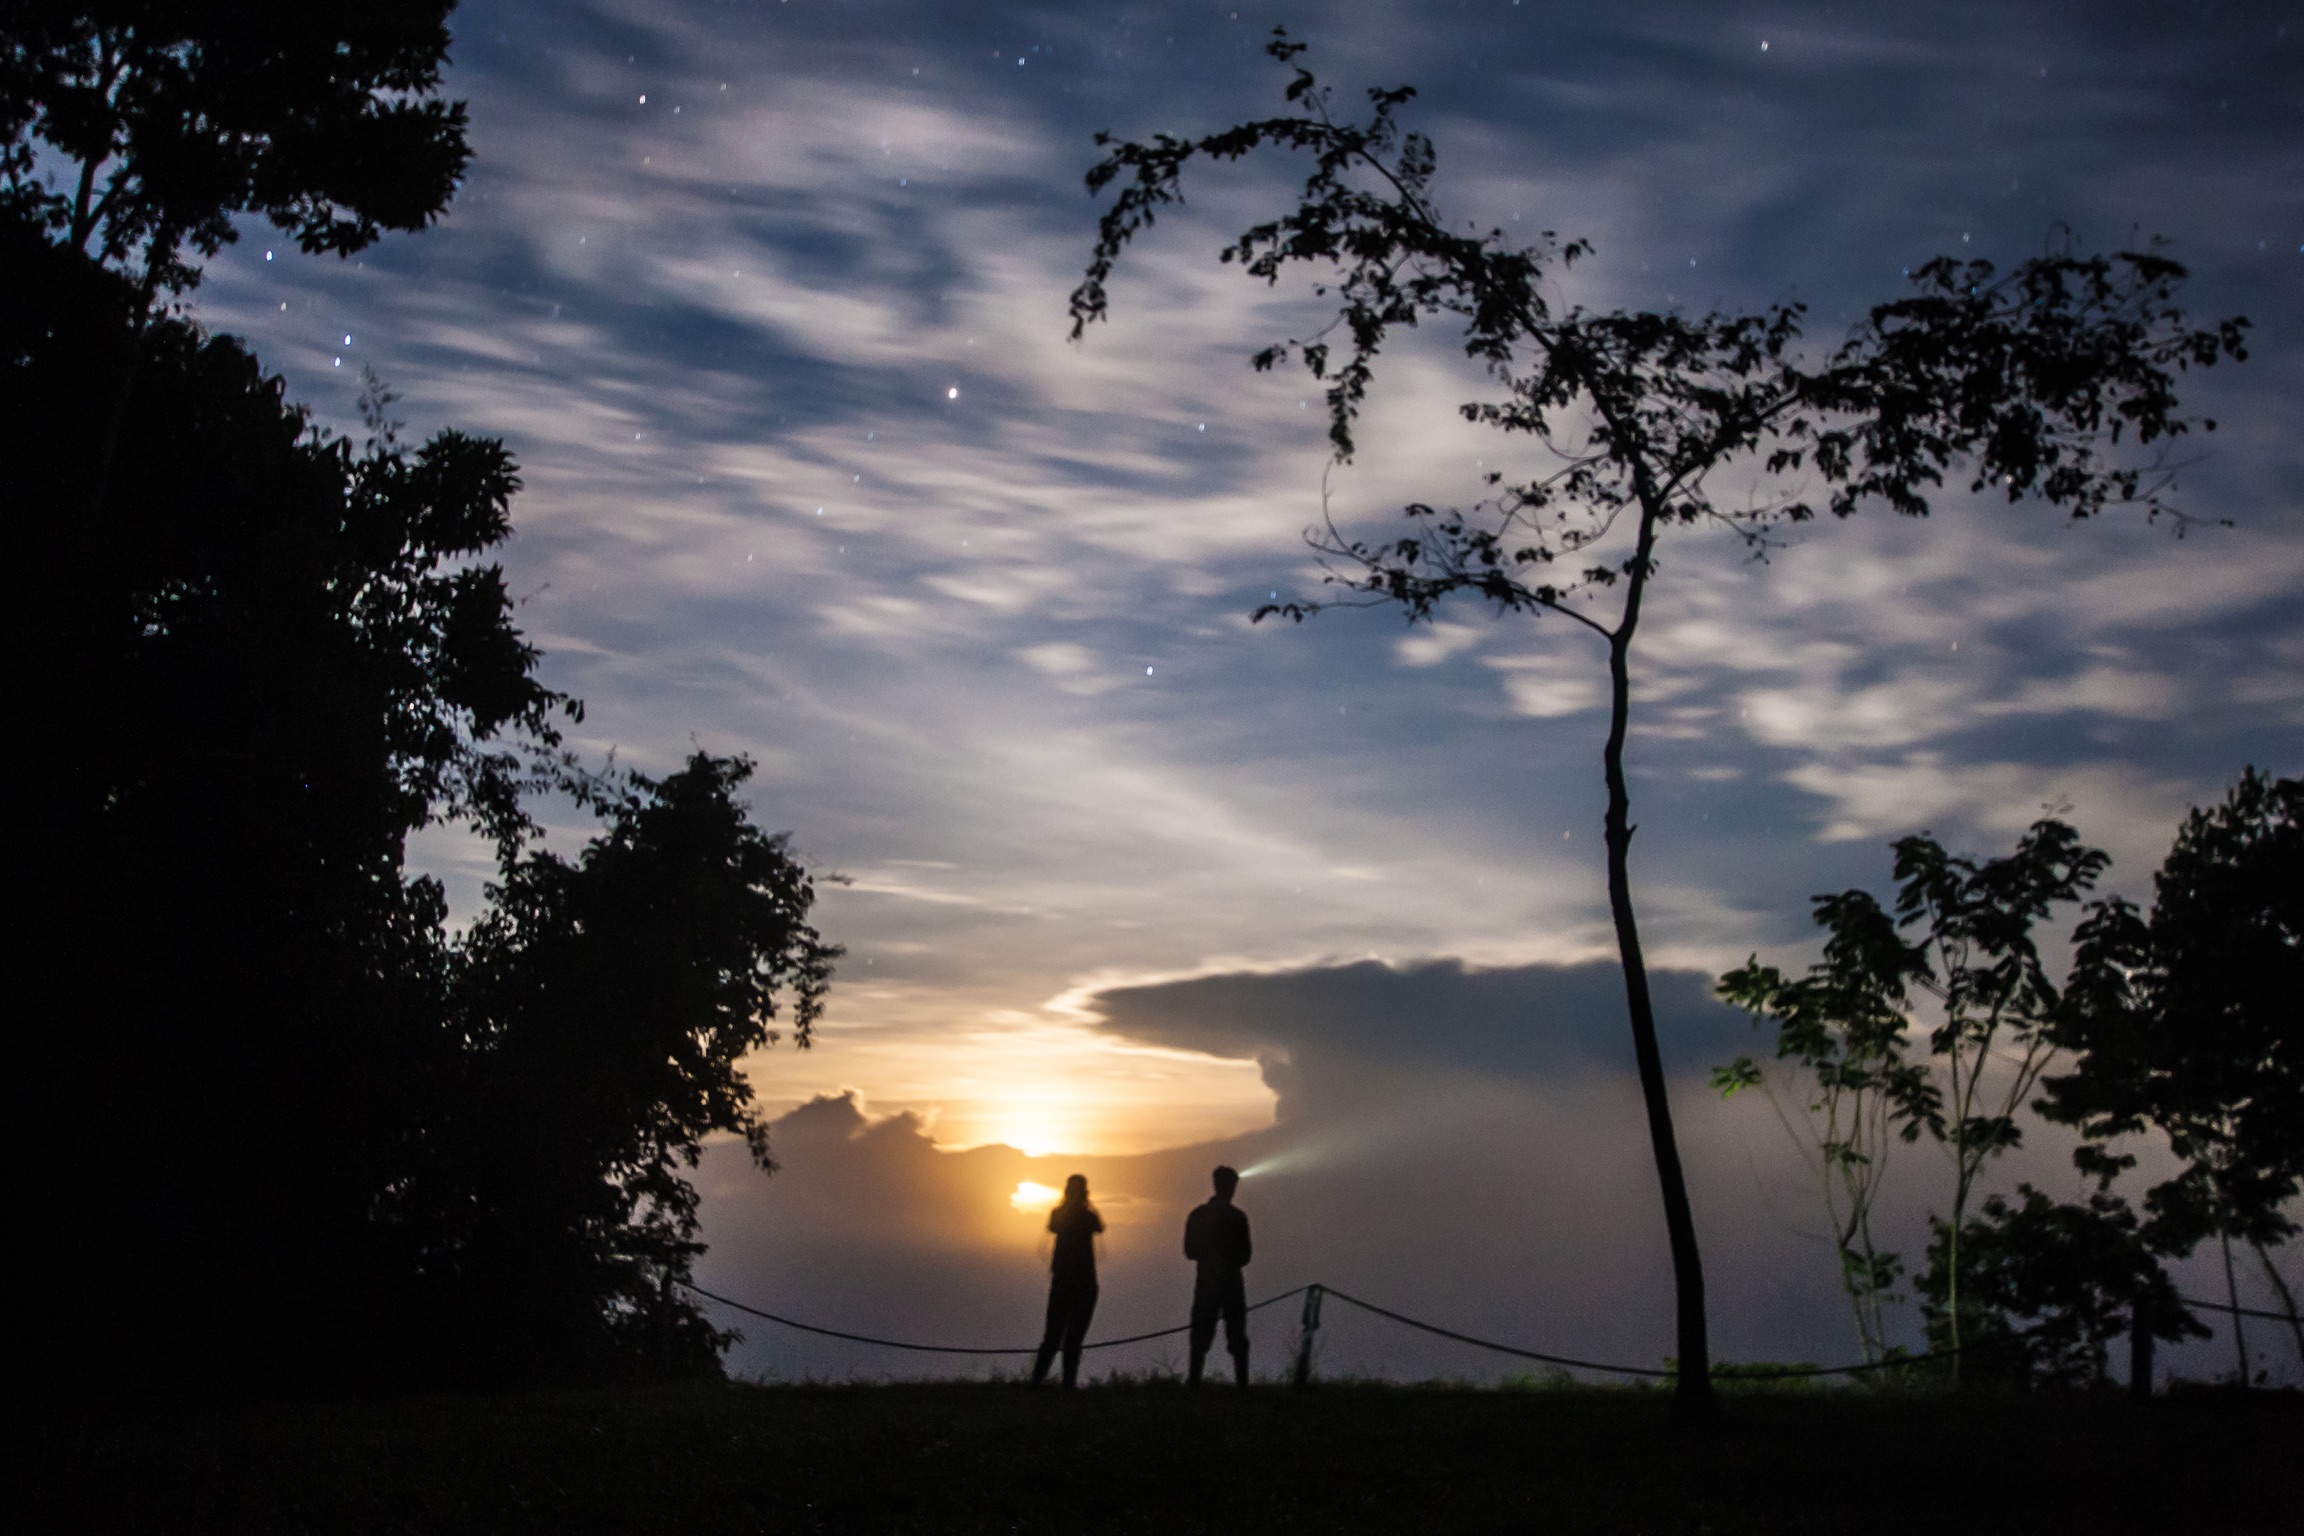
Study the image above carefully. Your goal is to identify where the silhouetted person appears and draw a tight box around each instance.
[1185,1164,1253,1388]
[1033,1174,1103,1388]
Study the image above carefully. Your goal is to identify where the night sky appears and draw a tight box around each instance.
[190,0,2301,1381]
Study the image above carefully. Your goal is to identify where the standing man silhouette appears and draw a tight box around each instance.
[1184,1164,1253,1389]
[1033,1174,1103,1388]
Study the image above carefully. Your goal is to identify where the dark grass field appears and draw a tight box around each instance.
[18,1379,2300,1535]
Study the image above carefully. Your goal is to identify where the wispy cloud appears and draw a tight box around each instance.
[181,0,2302,1174]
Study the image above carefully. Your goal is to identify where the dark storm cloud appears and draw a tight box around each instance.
[1086,957,1748,1113]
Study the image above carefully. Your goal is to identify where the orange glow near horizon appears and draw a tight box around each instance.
[986,1109,1073,1159]
[1009,1180,1061,1213]
[743,1004,1275,1157]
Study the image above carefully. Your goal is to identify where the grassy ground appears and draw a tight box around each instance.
[18,1379,2300,1535]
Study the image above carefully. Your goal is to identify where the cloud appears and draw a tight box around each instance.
[700,961,1836,1385]
[1015,640,1124,695]
[167,0,2301,1382]
[1393,619,1486,669]
[1080,957,1748,1114]
[1778,755,2198,875]
[1484,650,1609,719]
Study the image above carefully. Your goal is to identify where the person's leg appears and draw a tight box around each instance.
[1187,1285,1216,1387]
[1033,1285,1067,1386]
[1061,1283,1098,1388]
[1223,1277,1250,1389]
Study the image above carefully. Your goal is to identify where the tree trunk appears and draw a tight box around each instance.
[87,230,173,538]
[1601,512,1711,1418]
[2253,1242,2304,1367]
[2128,1314,2154,1399]
[1944,1044,1977,1377]
[71,153,102,252]
[2221,1232,2250,1386]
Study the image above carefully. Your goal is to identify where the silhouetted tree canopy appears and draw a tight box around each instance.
[1717,889,1938,1363]
[2047,769,2304,1253]
[1723,781,2302,1385]
[1919,1186,2204,1391]
[8,204,560,1382]
[1,0,468,289]
[408,754,838,1383]
[1721,820,2131,1373]
[6,111,832,1383]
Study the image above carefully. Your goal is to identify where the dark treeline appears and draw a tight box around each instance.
[5,4,833,1390]
[1719,777,2303,1391]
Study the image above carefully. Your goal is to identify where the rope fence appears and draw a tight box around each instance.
[1309,1286,1670,1378]
[684,1280,1307,1356]
[689,1275,2299,1383]
[682,1279,2083,1381]
[2178,1293,2299,1325]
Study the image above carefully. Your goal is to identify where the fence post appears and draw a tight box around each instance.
[1293,1284,1324,1390]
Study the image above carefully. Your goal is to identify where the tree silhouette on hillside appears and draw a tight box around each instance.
[5,4,834,1387]
[2048,769,2304,1376]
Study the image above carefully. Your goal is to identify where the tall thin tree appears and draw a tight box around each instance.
[1071,33,2244,1413]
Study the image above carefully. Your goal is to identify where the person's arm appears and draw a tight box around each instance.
[1237,1210,1252,1268]
[1184,1205,1202,1262]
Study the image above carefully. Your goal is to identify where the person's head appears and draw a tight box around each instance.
[1063,1173,1089,1203]
[1211,1165,1240,1200]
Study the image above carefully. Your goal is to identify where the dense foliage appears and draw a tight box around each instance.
[1721,777,2302,1388]
[1721,821,2117,1366]
[413,755,837,1383]
[1,1,469,288]
[4,3,834,1389]
[2047,770,2304,1253]
[1918,1187,2203,1390]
